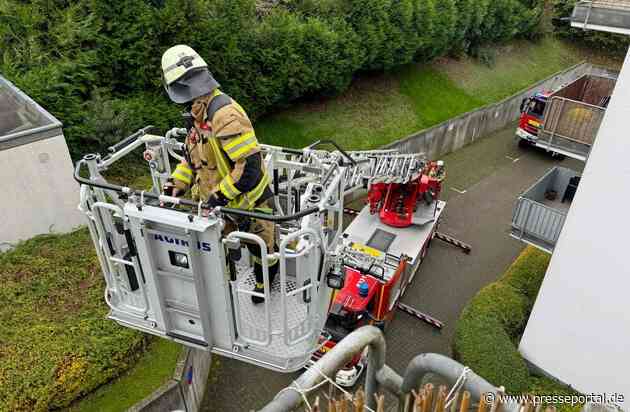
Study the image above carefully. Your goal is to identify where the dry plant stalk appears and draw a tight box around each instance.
[374,393,385,412]
[459,391,471,412]
[412,388,425,412]
[353,388,365,412]
[336,396,349,412]
[313,396,321,412]
[425,383,435,412]
[450,390,461,412]
[433,385,447,412]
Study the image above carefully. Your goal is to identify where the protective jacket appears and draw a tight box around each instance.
[171,89,271,210]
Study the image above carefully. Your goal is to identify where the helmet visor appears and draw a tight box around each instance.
[164,68,220,104]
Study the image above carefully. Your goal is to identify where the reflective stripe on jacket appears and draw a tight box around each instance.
[170,89,271,208]
[208,136,270,210]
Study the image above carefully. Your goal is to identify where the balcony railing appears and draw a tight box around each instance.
[571,1,630,34]
[511,167,582,253]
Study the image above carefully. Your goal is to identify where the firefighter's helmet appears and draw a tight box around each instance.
[161,45,220,104]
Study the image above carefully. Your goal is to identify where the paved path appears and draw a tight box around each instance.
[201,125,582,411]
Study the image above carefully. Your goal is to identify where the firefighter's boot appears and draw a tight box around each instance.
[251,259,279,304]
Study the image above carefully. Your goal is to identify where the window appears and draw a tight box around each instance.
[527,99,546,117]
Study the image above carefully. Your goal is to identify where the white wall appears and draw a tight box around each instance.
[0,134,83,250]
[519,49,630,409]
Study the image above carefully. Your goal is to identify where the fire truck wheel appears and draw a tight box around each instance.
[518,138,529,148]
[552,152,566,161]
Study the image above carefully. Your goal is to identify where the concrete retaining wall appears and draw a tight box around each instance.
[385,62,615,158]
[128,347,212,412]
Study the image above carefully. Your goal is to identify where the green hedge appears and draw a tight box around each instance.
[1,0,543,158]
[0,229,146,411]
[453,247,579,410]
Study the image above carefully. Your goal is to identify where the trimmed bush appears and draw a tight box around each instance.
[0,0,544,158]
[454,247,581,410]
[0,229,146,411]
[454,274,532,392]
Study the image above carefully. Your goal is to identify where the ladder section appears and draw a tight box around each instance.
[343,152,426,189]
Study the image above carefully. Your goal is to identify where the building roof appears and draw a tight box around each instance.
[0,74,62,151]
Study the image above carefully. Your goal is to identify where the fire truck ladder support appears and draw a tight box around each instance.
[260,326,521,412]
[434,231,472,254]
[397,302,444,330]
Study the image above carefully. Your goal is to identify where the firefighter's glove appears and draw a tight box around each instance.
[162,179,177,197]
[203,192,229,210]
[237,217,252,232]
[228,247,242,263]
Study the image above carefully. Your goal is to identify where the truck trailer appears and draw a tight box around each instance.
[516,71,618,161]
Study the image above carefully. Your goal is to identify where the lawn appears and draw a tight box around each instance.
[255,36,616,152]
[436,37,582,102]
[66,339,181,412]
[255,71,420,150]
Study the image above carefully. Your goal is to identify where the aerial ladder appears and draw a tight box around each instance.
[74,126,439,373]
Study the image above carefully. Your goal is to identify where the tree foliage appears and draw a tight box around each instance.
[0,0,544,158]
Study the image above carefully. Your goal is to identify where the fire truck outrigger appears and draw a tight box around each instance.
[74,126,463,374]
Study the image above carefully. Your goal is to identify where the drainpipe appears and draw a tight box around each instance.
[259,325,386,412]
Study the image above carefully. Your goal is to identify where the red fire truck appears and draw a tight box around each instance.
[516,91,551,146]
[310,161,456,387]
[515,72,617,161]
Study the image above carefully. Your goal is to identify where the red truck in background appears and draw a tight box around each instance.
[515,72,617,161]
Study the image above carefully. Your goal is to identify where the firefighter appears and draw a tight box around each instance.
[160,44,277,304]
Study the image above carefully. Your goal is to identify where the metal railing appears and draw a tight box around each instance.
[510,167,580,253]
[572,1,630,34]
[582,0,630,11]
[538,96,606,160]
[512,198,568,253]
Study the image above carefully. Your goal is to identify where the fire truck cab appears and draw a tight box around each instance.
[517,91,550,145]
